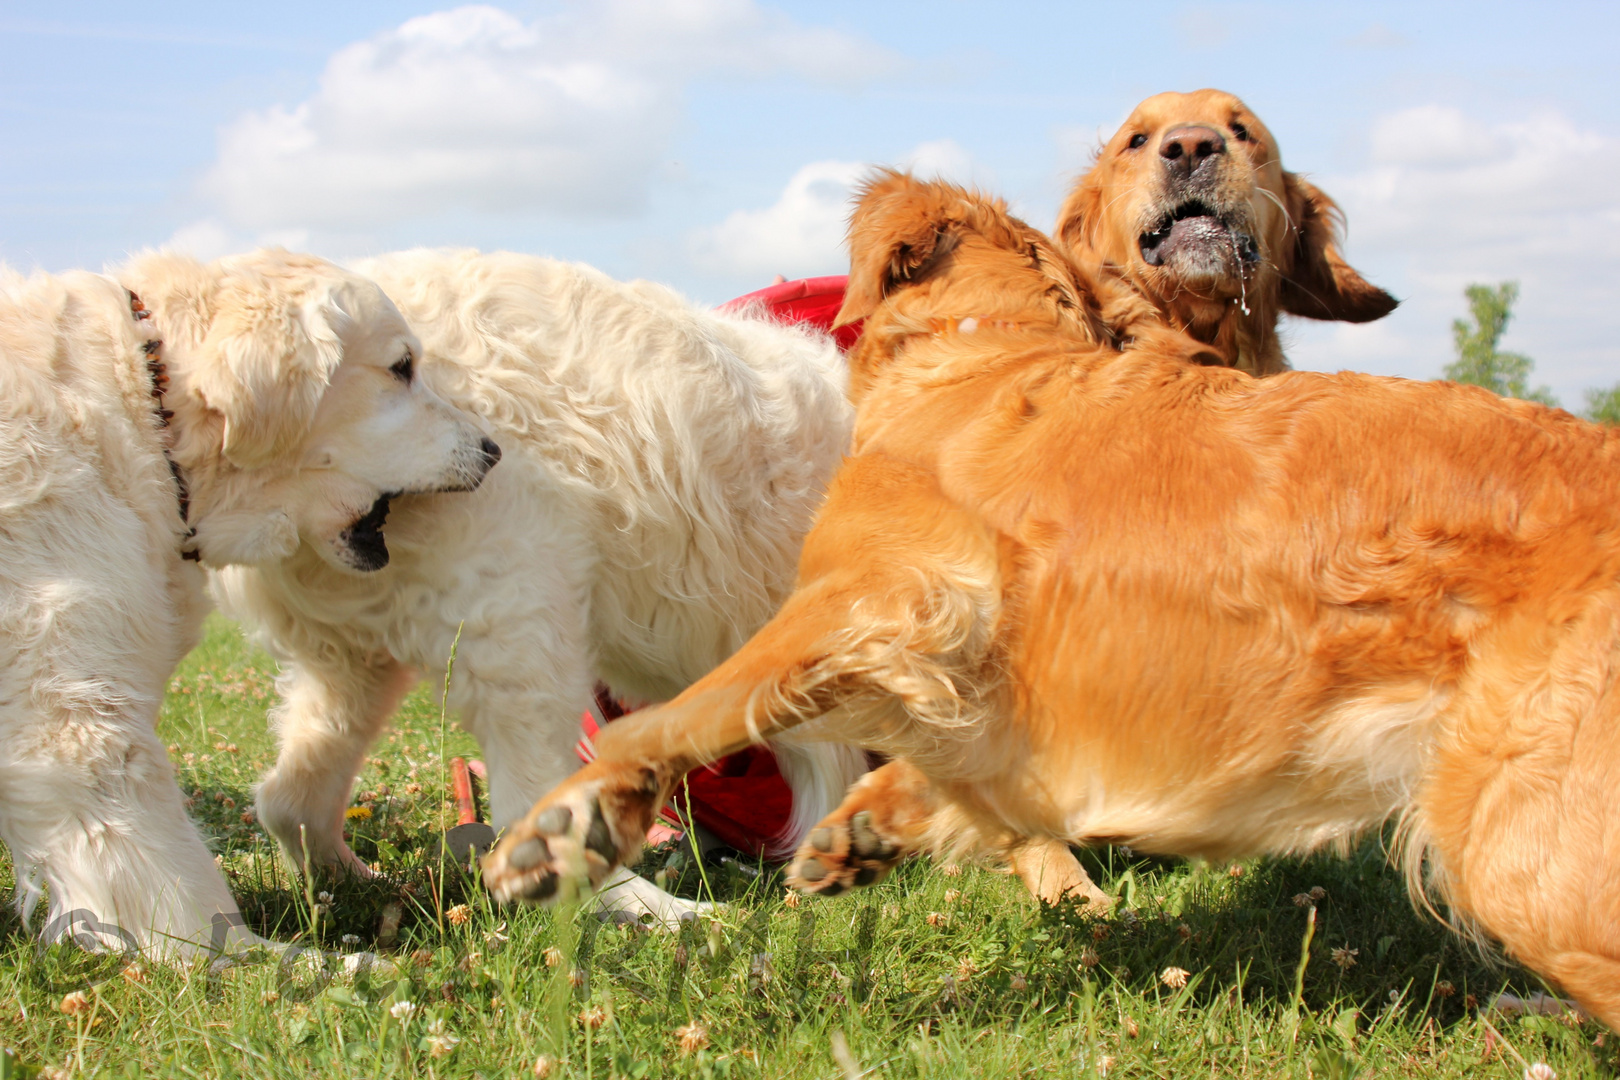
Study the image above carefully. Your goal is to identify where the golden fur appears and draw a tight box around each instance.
[1057,88,1396,375]
[483,174,1620,1026]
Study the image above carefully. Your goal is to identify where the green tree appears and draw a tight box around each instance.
[1443,282,1559,407]
[1583,384,1620,425]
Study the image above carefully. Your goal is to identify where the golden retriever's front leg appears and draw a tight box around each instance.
[483,454,1003,906]
[481,603,853,905]
[787,758,942,895]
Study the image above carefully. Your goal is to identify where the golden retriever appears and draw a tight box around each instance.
[0,251,494,955]
[1058,88,1396,375]
[483,173,1620,1026]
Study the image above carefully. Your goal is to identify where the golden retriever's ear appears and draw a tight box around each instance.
[1054,173,1104,255]
[835,170,958,327]
[1278,173,1398,323]
[194,288,345,470]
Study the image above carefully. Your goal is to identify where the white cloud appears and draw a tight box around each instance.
[198,2,897,233]
[1286,105,1620,402]
[688,139,984,280]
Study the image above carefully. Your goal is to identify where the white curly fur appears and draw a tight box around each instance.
[216,250,868,923]
[0,251,486,955]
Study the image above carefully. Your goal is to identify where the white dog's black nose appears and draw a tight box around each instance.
[479,437,502,469]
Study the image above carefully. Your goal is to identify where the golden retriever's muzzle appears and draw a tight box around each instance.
[1137,124,1261,279]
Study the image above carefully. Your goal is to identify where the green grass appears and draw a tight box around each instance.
[0,614,1613,1078]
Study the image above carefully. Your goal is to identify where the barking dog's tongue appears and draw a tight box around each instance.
[341,494,393,571]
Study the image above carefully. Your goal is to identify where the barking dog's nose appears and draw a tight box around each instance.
[479,437,502,469]
[1159,124,1227,178]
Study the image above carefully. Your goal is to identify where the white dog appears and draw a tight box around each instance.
[215,249,866,922]
[0,251,495,955]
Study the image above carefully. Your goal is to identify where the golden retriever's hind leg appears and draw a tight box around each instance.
[786,759,941,895]
[1008,838,1111,913]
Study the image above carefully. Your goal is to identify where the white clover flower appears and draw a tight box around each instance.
[389,1000,417,1021]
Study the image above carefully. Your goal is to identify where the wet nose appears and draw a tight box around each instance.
[1159,124,1227,177]
[479,437,501,468]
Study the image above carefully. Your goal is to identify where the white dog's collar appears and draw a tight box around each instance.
[128,290,199,562]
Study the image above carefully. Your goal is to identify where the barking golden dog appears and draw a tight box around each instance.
[484,174,1620,1026]
[1058,88,1397,375]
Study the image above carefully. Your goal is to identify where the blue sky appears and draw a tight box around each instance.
[4,1,1618,403]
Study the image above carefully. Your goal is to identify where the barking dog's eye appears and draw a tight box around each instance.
[389,349,414,383]
[1128,133,1148,150]
[1230,121,1251,142]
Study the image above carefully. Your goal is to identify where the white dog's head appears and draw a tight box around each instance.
[120,249,499,572]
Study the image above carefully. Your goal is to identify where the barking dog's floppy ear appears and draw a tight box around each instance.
[1054,171,1104,257]
[835,170,959,328]
[192,282,346,471]
[1277,173,1399,324]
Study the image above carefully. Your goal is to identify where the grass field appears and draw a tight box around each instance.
[0,614,1612,1078]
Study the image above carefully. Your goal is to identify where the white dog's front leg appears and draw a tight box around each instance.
[257,653,416,875]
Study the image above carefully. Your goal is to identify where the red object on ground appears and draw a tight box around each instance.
[573,276,856,859]
[719,275,860,351]
[449,756,478,826]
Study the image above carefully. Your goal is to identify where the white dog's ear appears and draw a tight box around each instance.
[192,286,347,471]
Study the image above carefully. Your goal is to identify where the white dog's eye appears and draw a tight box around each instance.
[389,349,414,383]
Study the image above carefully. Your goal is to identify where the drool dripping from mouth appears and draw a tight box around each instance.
[1139,201,1261,285]
[341,493,396,571]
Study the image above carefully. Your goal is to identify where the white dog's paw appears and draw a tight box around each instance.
[594,866,715,929]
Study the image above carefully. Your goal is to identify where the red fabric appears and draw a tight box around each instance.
[719,275,861,352]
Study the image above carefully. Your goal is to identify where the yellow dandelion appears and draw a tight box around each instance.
[676,1020,710,1055]
[345,806,372,821]
[1160,966,1190,989]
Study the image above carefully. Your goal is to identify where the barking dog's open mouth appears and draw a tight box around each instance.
[340,493,396,572]
[1139,200,1260,271]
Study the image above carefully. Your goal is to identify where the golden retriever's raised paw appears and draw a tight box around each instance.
[787,809,906,896]
[484,774,655,905]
